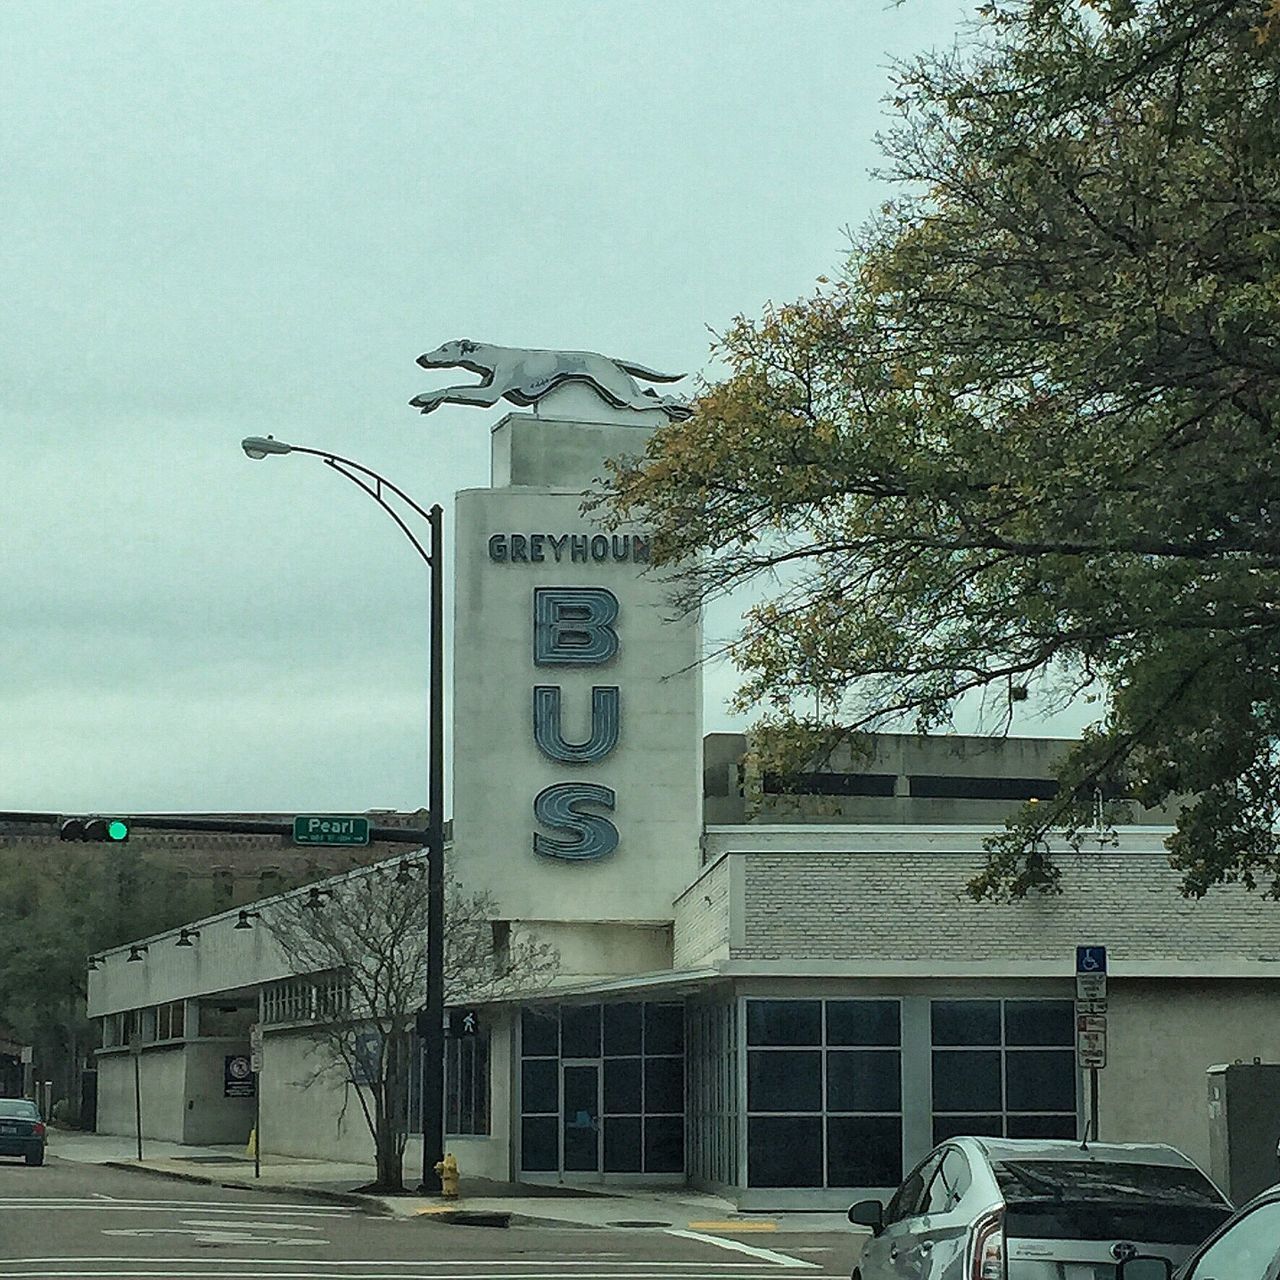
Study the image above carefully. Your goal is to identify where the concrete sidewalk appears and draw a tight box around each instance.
[49,1129,856,1235]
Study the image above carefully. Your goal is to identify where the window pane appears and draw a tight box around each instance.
[604,1058,642,1114]
[933,1114,1004,1144]
[644,1003,684,1055]
[1188,1200,1280,1278]
[521,1059,559,1114]
[561,1005,601,1058]
[826,1000,901,1047]
[1006,1051,1076,1113]
[932,1001,1001,1046]
[748,1050,822,1112]
[604,1004,643,1056]
[521,1115,558,1171]
[827,1116,903,1187]
[1005,1001,1074,1047]
[644,1057,684,1114]
[604,1116,642,1172]
[826,1051,901,1112]
[932,1050,1002,1111]
[748,1116,823,1186]
[1006,1114,1077,1139]
[644,1114,684,1173]
[522,1007,558,1057]
[473,1035,490,1134]
[747,1000,821,1046]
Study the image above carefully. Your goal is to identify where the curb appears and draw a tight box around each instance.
[98,1160,391,1215]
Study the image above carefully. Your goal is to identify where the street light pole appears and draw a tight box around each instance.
[241,435,447,1194]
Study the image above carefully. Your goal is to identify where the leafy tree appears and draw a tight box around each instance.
[0,843,201,1113]
[602,0,1280,899]
[266,861,557,1191]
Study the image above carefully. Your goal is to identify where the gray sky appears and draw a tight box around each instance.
[1,0,1087,815]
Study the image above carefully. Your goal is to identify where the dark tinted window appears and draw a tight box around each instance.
[934,1115,1003,1144]
[561,1004,601,1058]
[827,1116,903,1188]
[747,1000,822,1046]
[522,1008,558,1057]
[1005,1001,1075,1047]
[604,1058,641,1114]
[0,1100,38,1118]
[748,1049,822,1111]
[827,1051,901,1112]
[644,1057,684,1114]
[603,1116,642,1172]
[932,1050,1002,1111]
[932,1001,1001,1046]
[995,1160,1233,1245]
[1006,1050,1076,1112]
[604,1004,643,1056]
[826,1000,901,1046]
[644,1004,683,1055]
[747,1115,822,1186]
[1007,1114,1078,1139]
[521,1059,558,1114]
[520,1115,557,1171]
[644,1114,684,1173]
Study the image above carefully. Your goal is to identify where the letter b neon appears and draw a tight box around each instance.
[533,587,619,666]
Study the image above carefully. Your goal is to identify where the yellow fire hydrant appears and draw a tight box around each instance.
[434,1152,460,1199]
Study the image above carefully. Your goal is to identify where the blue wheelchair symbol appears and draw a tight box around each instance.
[1076,945,1107,974]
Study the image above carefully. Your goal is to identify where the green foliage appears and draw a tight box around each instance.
[603,0,1280,899]
[0,843,205,1099]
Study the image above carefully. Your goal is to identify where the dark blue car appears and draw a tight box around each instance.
[0,1098,46,1166]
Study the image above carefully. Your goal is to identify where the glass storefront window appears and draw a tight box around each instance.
[930,999,1077,1144]
[745,998,903,1190]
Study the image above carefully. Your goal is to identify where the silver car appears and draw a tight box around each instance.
[848,1137,1233,1279]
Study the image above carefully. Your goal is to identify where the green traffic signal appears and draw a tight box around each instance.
[59,816,130,842]
[107,819,128,841]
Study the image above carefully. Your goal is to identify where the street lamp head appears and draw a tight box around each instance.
[241,435,293,460]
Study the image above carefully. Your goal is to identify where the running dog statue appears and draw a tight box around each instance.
[410,340,694,421]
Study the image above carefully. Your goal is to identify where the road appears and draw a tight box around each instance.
[0,1155,855,1279]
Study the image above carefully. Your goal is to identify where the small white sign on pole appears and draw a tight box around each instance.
[1077,1013,1108,1068]
[249,1023,264,1074]
[1076,972,1107,1002]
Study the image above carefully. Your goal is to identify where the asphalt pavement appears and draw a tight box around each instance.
[0,1154,858,1279]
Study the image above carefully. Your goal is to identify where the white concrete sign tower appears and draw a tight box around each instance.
[425,343,703,984]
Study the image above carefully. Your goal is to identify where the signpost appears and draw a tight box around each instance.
[129,1031,143,1161]
[291,815,370,847]
[1075,945,1107,1141]
[249,1024,263,1179]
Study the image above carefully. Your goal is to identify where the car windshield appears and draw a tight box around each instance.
[0,1100,39,1119]
[994,1160,1233,1244]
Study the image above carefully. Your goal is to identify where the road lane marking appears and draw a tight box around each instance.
[687,1221,778,1232]
[664,1229,818,1269]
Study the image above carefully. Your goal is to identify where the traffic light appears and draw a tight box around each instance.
[59,817,129,842]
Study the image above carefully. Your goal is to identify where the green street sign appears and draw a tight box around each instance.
[292,815,370,846]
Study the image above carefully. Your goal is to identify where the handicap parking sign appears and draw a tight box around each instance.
[1076,945,1107,974]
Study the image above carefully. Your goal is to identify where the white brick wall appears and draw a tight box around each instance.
[673,856,730,968]
[735,847,1280,967]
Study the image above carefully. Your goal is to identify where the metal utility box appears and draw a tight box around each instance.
[1207,1062,1280,1204]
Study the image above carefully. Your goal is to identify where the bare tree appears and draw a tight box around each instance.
[265,857,557,1190]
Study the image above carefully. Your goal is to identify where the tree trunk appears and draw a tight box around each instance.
[373,1098,403,1192]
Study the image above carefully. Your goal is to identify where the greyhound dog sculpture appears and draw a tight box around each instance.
[410,340,694,421]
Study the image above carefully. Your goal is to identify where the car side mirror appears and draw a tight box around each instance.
[1117,1258,1173,1280]
[847,1199,885,1235]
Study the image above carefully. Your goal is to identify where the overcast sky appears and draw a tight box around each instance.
[0,0,1090,815]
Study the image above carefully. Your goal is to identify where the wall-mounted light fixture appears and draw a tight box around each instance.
[87,955,104,971]
[395,860,423,885]
[176,928,201,948]
[302,887,333,911]
[127,944,149,963]
[234,910,260,931]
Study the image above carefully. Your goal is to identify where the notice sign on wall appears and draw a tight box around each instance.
[224,1054,255,1098]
